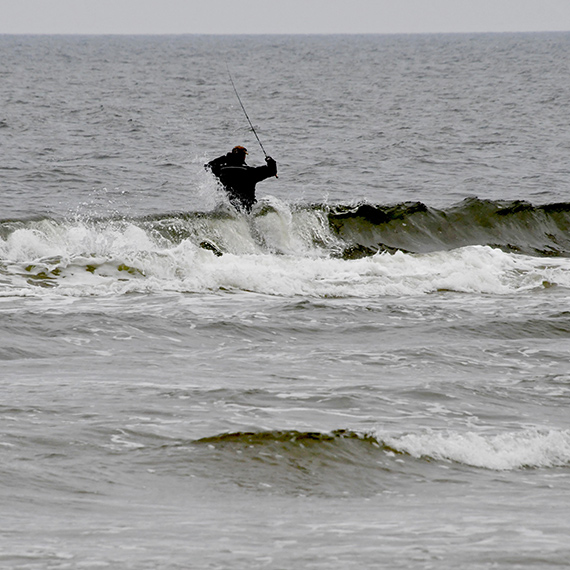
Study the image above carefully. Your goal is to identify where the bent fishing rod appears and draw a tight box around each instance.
[227,65,271,160]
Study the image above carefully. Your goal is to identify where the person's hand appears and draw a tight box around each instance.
[265,156,278,177]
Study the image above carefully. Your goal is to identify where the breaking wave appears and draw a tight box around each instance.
[2,198,570,297]
[193,427,570,472]
[170,427,570,496]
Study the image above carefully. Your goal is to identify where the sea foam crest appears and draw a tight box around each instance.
[380,428,570,470]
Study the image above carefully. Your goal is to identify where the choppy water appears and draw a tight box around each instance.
[1,33,570,569]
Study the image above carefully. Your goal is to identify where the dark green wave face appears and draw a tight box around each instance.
[327,198,570,258]
[181,429,424,497]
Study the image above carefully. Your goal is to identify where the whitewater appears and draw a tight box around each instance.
[1,33,570,570]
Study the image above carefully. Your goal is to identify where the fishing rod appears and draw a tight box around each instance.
[227,65,270,159]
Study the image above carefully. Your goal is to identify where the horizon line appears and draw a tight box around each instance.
[1,29,569,37]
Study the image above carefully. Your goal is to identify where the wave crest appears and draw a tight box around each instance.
[381,428,570,471]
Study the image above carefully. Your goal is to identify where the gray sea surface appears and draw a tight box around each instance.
[1,33,570,569]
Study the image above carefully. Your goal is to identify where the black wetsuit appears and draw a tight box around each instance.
[206,153,277,212]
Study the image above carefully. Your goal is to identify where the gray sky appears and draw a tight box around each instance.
[2,0,570,35]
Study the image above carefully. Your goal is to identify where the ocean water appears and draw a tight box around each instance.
[1,33,570,569]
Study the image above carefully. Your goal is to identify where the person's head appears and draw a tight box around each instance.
[231,145,248,163]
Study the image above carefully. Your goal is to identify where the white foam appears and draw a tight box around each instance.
[167,245,570,298]
[379,428,570,470]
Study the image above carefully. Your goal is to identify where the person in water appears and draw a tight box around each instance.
[205,146,277,212]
